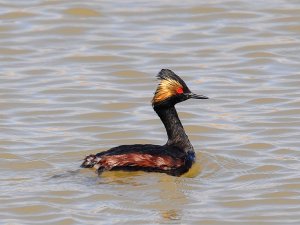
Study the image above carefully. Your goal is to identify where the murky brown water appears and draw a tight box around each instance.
[1,0,300,224]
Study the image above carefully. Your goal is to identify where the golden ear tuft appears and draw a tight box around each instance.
[152,78,183,104]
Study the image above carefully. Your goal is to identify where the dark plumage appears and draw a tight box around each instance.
[81,69,208,176]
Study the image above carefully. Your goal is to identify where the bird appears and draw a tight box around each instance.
[81,69,208,176]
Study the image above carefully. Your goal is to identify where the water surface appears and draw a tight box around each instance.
[1,0,300,224]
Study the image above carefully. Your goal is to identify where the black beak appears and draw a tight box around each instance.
[188,93,209,99]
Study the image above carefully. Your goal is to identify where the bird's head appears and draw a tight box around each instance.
[152,69,208,108]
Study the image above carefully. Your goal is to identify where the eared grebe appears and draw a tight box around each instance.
[81,69,208,176]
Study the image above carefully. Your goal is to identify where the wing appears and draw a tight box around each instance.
[82,144,186,173]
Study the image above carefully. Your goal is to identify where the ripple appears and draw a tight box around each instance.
[64,55,130,63]
[239,143,275,150]
[247,97,287,104]
[63,8,101,17]
[3,160,52,171]
[0,11,36,19]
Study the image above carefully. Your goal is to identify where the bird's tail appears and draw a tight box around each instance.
[81,154,99,168]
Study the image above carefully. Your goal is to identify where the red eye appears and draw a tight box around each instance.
[176,87,183,94]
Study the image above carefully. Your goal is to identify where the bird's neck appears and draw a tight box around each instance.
[154,105,193,152]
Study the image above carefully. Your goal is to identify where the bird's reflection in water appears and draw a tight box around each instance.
[162,209,181,221]
[89,157,203,223]
[157,161,202,223]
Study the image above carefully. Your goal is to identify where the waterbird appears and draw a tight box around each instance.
[81,69,208,176]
